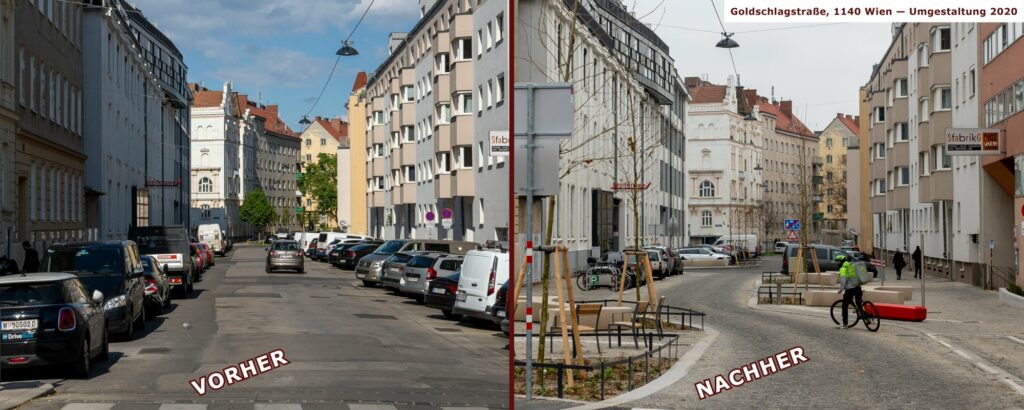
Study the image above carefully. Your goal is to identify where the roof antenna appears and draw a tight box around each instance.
[771,86,775,104]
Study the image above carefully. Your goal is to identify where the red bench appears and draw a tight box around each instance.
[865,303,927,322]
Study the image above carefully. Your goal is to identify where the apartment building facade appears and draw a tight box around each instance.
[756,95,819,246]
[517,0,685,269]
[189,83,244,238]
[816,114,859,236]
[245,101,301,233]
[345,72,369,235]
[364,0,509,243]
[979,22,1024,287]
[299,117,346,229]
[13,0,87,259]
[0,0,15,257]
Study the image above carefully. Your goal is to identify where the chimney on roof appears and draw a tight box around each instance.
[837,113,844,118]
[781,100,793,117]
[266,104,278,114]
[855,115,860,122]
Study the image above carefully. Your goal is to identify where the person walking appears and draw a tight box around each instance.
[21,241,40,273]
[912,246,922,279]
[893,249,906,280]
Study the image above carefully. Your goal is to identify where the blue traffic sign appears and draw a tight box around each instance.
[784,219,801,231]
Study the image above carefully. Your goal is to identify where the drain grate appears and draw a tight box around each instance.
[434,328,462,333]
[138,347,171,354]
[354,313,397,320]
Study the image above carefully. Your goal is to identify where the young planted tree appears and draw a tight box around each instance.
[300,153,339,228]
[240,189,276,240]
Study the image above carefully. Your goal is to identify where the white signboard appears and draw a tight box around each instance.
[945,128,1003,156]
[489,130,509,157]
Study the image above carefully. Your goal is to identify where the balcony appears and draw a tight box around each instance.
[451,61,473,93]
[371,124,386,145]
[401,142,416,166]
[452,169,475,197]
[435,75,451,103]
[452,115,474,147]
[372,158,385,176]
[434,123,452,152]
[401,102,416,124]
[452,13,473,38]
[433,29,450,54]
[402,183,416,204]
[391,149,402,169]
[370,191,385,208]
[435,174,453,199]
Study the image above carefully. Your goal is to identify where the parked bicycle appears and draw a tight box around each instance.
[830,298,880,332]
[576,260,632,291]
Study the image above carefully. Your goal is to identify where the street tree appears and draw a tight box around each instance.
[240,188,276,240]
[300,153,339,228]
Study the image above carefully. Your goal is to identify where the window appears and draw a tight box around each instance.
[198,177,213,193]
[454,38,472,60]
[934,27,951,51]
[919,44,929,66]
[701,210,712,227]
[495,13,504,44]
[969,68,976,96]
[920,99,930,121]
[936,87,952,110]
[456,146,473,168]
[934,145,951,170]
[373,111,384,125]
[826,155,833,164]
[895,122,909,141]
[698,180,715,197]
[825,138,832,148]
[477,85,483,112]
[919,151,929,175]
[874,107,885,122]
[874,143,886,159]
[402,86,414,102]
[895,78,908,97]
[436,53,450,73]
[897,167,910,186]
[320,138,326,146]
[200,205,211,219]
[305,154,312,162]
[436,104,452,124]
[437,152,451,173]
[402,126,414,143]
[455,93,473,115]
[305,139,311,147]
[495,74,505,104]
[373,143,384,157]
[476,30,483,57]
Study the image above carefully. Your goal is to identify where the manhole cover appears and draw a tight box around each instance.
[221,293,282,298]
[139,347,171,354]
[354,314,397,320]
[435,328,462,333]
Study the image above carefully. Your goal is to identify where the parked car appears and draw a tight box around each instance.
[425,271,462,319]
[266,240,305,273]
[263,236,277,244]
[645,246,677,278]
[774,241,789,253]
[129,225,195,298]
[356,240,478,287]
[846,250,878,276]
[140,256,171,320]
[452,249,510,322]
[399,253,464,301]
[676,247,731,267]
[0,272,109,377]
[41,241,148,339]
[197,243,215,267]
[191,243,206,272]
[713,234,761,256]
[492,280,511,334]
[189,245,203,280]
[380,252,419,290]
[327,239,377,264]
[841,239,859,251]
[305,238,319,258]
[334,243,381,270]
[782,243,850,274]
[197,224,226,256]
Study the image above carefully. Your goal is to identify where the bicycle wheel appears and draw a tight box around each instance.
[861,301,880,332]
[576,272,591,291]
[830,299,860,327]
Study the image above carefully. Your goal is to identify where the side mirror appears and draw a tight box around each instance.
[92,290,104,304]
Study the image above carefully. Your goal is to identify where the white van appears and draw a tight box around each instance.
[295,232,317,250]
[713,234,760,255]
[197,224,226,256]
[453,249,511,321]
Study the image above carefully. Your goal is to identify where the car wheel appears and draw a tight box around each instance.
[72,337,91,378]
[133,303,146,332]
[361,280,375,287]
[298,268,305,274]
[441,310,460,319]
[98,329,109,362]
[145,301,158,321]
[164,292,172,307]
[186,281,195,298]
[124,307,134,339]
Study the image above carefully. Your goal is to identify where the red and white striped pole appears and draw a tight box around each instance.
[525,240,534,385]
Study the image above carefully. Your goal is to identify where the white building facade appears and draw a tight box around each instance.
[189,83,244,239]
[0,0,16,256]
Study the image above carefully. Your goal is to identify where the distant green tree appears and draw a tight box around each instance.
[239,189,275,239]
[300,153,339,227]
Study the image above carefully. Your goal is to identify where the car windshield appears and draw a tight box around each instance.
[134,236,186,255]
[349,244,376,252]
[272,242,300,251]
[0,283,64,306]
[406,255,438,268]
[389,253,413,264]
[76,274,125,299]
[374,240,406,255]
[42,247,124,275]
[141,257,158,274]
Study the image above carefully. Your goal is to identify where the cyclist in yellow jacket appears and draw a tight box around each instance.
[836,254,862,329]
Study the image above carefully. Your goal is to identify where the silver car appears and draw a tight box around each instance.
[380,252,419,290]
[266,240,304,273]
[355,240,407,286]
[399,253,464,300]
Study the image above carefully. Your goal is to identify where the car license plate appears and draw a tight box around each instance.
[2,320,37,331]
[457,291,467,302]
[406,277,419,283]
[2,331,35,341]
[496,310,506,318]
[356,272,365,278]
[431,288,447,295]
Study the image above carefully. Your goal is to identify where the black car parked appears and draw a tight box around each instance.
[0,272,109,377]
[333,243,381,269]
[41,241,148,339]
[424,271,461,319]
[492,280,510,335]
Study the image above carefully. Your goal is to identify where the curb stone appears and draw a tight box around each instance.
[0,382,54,410]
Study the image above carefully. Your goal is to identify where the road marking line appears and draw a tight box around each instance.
[1002,378,1024,396]
[952,349,972,360]
[159,405,208,410]
[61,405,116,410]
[348,405,398,410]
[976,362,1000,374]
[254,405,302,410]
[1008,336,1024,346]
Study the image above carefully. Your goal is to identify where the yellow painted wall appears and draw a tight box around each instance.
[347,88,368,235]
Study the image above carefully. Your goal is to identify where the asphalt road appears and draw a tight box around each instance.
[9,245,508,409]
[623,259,1024,409]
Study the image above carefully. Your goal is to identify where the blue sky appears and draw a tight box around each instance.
[131,0,421,130]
